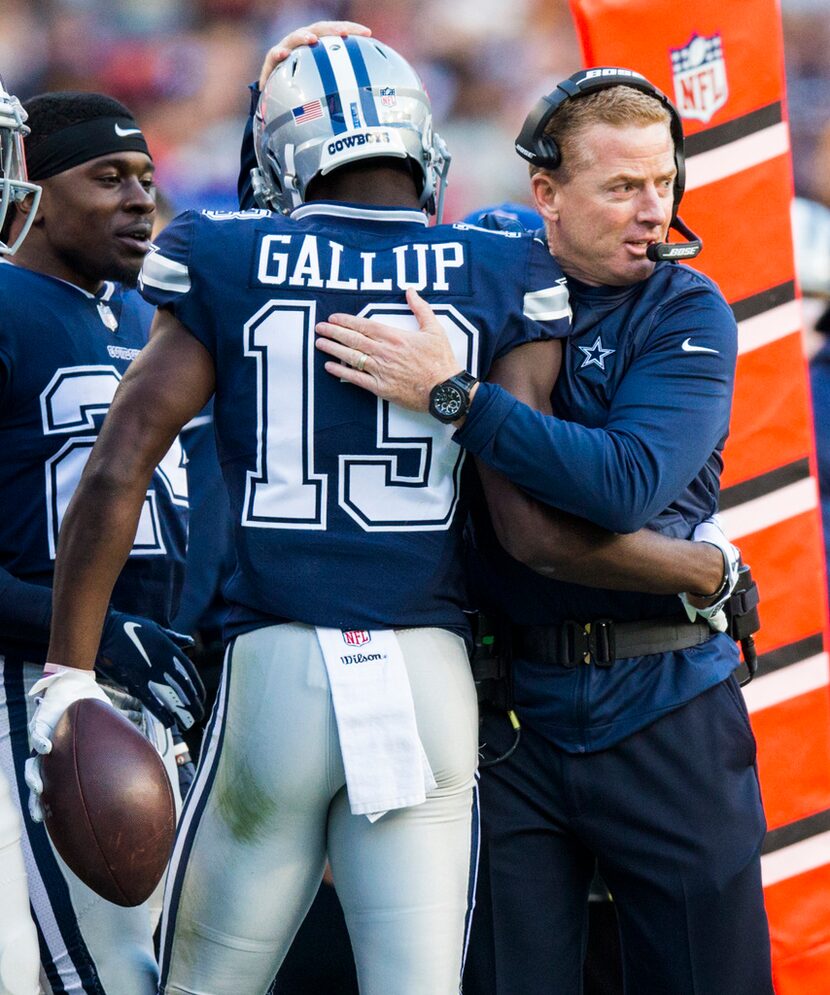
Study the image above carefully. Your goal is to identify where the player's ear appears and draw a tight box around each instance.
[4,186,42,243]
[530,171,559,223]
[15,189,39,218]
[13,184,48,232]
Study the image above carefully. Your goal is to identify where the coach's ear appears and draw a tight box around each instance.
[530,171,560,224]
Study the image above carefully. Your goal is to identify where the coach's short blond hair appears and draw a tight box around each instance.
[530,86,672,180]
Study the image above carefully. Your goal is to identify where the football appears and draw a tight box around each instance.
[40,698,176,907]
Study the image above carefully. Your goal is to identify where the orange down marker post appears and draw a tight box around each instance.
[570,1,830,990]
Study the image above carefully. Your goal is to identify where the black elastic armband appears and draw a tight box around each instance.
[726,565,761,642]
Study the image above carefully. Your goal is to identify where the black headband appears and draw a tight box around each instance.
[26,116,151,181]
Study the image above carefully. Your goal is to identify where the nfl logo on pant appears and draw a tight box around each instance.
[342,630,371,647]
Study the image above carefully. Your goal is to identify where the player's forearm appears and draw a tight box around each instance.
[527,523,724,595]
[481,464,723,595]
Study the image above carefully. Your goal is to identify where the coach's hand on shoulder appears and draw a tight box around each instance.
[96,610,205,732]
[259,20,372,88]
[316,288,462,411]
[680,514,741,633]
[25,664,113,821]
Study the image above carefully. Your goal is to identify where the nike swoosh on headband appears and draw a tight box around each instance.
[124,621,153,667]
[114,123,143,137]
[681,337,720,355]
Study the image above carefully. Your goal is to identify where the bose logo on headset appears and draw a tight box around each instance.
[580,68,646,81]
[514,66,703,261]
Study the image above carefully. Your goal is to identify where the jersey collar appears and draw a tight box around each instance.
[290,201,429,227]
[2,258,119,300]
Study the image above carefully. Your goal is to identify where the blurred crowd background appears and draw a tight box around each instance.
[4,0,827,223]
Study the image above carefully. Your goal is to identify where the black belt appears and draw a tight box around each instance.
[512,615,714,668]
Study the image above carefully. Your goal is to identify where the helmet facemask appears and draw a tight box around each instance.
[0,79,41,255]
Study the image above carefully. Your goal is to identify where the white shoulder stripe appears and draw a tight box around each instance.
[140,250,191,294]
[523,285,571,323]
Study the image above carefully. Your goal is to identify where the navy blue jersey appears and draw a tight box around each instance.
[0,263,188,645]
[457,258,740,750]
[139,203,570,638]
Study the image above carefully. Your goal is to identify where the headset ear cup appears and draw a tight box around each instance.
[536,137,560,169]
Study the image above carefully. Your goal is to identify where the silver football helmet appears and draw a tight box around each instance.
[0,75,40,255]
[252,35,450,221]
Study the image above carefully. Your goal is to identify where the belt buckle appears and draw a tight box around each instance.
[559,619,617,667]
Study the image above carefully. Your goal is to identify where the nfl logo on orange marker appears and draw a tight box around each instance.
[670,32,728,123]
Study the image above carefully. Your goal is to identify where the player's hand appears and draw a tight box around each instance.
[259,20,372,89]
[25,665,113,822]
[96,610,205,731]
[316,288,462,412]
[679,514,741,632]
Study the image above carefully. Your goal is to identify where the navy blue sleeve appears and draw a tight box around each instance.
[490,236,571,361]
[139,211,219,359]
[455,287,737,533]
[238,83,259,211]
[0,565,52,641]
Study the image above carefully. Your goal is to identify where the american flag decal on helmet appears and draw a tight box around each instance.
[292,100,324,125]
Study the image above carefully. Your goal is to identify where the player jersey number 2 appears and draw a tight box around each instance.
[243,301,480,531]
[41,365,188,558]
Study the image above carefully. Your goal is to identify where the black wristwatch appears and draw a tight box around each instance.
[428,371,479,424]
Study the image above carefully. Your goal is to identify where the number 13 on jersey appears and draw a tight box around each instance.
[242,300,480,532]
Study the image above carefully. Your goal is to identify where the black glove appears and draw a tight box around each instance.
[96,609,205,730]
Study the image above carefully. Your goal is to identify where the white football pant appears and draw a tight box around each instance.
[159,623,480,995]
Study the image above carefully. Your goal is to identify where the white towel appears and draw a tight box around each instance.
[316,627,436,822]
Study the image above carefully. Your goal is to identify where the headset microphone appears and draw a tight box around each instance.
[646,217,703,261]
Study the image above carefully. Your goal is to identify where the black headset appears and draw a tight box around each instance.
[515,67,702,261]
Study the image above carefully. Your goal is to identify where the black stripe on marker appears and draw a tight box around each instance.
[763,807,830,855]
[685,102,783,158]
[719,457,810,510]
[730,281,796,324]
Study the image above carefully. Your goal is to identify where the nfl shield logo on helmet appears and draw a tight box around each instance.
[670,32,728,123]
[379,87,397,107]
[342,630,371,646]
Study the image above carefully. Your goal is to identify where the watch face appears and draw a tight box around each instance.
[431,383,464,420]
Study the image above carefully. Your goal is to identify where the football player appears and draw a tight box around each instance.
[0,72,41,995]
[33,35,573,994]
[0,91,205,993]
